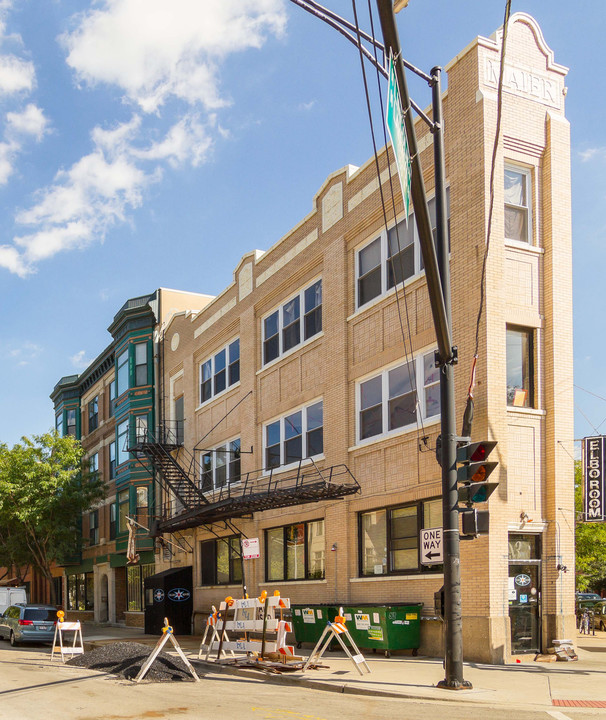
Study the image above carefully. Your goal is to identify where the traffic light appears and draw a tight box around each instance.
[457,440,498,505]
[460,508,490,536]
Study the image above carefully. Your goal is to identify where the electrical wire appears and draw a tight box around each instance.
[466,0,512,422]
[351,0,427,467]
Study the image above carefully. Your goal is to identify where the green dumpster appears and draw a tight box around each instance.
[342,603,423,657]
[291,604,339,648]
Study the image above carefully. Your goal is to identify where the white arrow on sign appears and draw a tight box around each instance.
[420,527,443,565]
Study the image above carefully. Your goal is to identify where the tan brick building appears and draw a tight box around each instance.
[137,13,574,662]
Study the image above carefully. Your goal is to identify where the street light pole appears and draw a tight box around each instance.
[375,0,470,689]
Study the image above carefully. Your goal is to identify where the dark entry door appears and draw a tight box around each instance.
[508,534,541,654]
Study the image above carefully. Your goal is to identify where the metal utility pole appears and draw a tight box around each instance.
[375,0,470,689]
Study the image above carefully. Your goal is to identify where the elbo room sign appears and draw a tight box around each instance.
[584,436,606,522]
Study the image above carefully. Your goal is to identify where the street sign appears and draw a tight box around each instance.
[386,51,412,220]
[420,527,443,565]
[241,537,260,559]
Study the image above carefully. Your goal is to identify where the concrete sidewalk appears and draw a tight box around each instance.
[81,622,606,709]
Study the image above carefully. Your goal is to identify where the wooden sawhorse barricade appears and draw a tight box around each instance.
[198,605,235,661]
[210,593,295,661]
[303,609,370,675]
[51,617,85,663]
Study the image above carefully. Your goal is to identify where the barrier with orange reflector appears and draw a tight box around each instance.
[51,611,85,663]
[303,607,370,675]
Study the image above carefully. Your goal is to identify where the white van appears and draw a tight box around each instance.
[0,586,28,614]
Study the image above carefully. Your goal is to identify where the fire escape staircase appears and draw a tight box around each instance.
[131,424,361,535]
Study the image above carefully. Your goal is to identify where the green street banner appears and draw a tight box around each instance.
[386,51,412,220]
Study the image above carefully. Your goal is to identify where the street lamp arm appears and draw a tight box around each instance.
[299,0,384,51]
[288,0,387,79]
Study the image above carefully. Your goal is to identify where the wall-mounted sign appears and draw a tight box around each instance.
[584,436,606,522]
[514,574,531,587]
[242,537,260,559]
[167,588,191,602]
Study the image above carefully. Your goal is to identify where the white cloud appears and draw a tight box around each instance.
[5,340,42,365]
[131,114,212,168]
[70,350,92,369]
[62,0,286,113]
[579,147,606,162]
[0,54,34,95]
[0,243,29,276]
[298,100,316,112]
[6,103,49,140]
[0,1,287,276]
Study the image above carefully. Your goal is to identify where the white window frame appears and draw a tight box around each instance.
[261,278,323,367]
[356,349,440,444]
[198,337,240,407]
[199,437,241,492]
[504,164,533,245]
[263,399,324,472]
[355,189,450,311]
[89,452,99,475]
[117,420,129,466]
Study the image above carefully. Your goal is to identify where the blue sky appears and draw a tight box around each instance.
[0,0,603,455]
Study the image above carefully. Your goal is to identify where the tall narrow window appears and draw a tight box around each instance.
[504,166,531,243]
[88,397,98,432]
[228,340,240,385]
[263,311,279,364]
[174,395,184,445]
[56,411,64,436]
[304,281,322,339]
[66,408,77,437]
[136,486,149,526]
[117,420,129,465]
[118,489,129,533]
[108,380,116,417]
[109,442,116,479]
[506,326,534,407]
[282,296,300,353]
[117,349,129,396]
[387,218,415,288]
[89,510,99,546]
[134,343,147,386]
[135,415,148,443]
[89,453,99,480]
[109,502,117,540]
[358,237,382,306]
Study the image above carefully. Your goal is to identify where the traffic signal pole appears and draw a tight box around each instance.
[375,1,470,689]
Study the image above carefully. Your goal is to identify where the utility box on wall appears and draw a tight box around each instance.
[144,566,192,635]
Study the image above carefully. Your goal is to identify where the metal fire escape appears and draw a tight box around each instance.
[131,423,360,535]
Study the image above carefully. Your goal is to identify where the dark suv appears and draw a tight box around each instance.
[0,604,58,646]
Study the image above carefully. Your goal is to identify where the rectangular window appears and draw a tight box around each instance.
[264,401,323,471]
[109,441,116,479]
[174,395,184,445]
[118,489,129,534]
[127,563,154,612]
[55,411,64,436]
[66,408,77,437]
[200,439,241,492]
[504,166,531,243]
[357,351,439,442]
[109,502,117,540]
[506,326,534,408]
[265,520,325,582]
[136,486,149,526]
[88,396,98,432]
[116,349,129,396]
[200,536,242,586]
[117,420,129,465]
[356,190,450,309]
[359,499,442,576]
[263,280,323,365]
[134,342,148,386]
[89,452,99,481]
[199,338,240,405]
[89,510,99,546]
[66,572,94,611]
[108,380,116,417]
[135,415,148,443]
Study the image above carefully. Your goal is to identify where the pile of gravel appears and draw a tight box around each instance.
[67,641,198,682]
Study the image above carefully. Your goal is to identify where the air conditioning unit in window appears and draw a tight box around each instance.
[99,537,106,545]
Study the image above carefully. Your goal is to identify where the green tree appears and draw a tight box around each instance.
[575,460,606,592]
[0,432,106,604]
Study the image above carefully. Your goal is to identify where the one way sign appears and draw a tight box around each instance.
[420,527,443,565]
